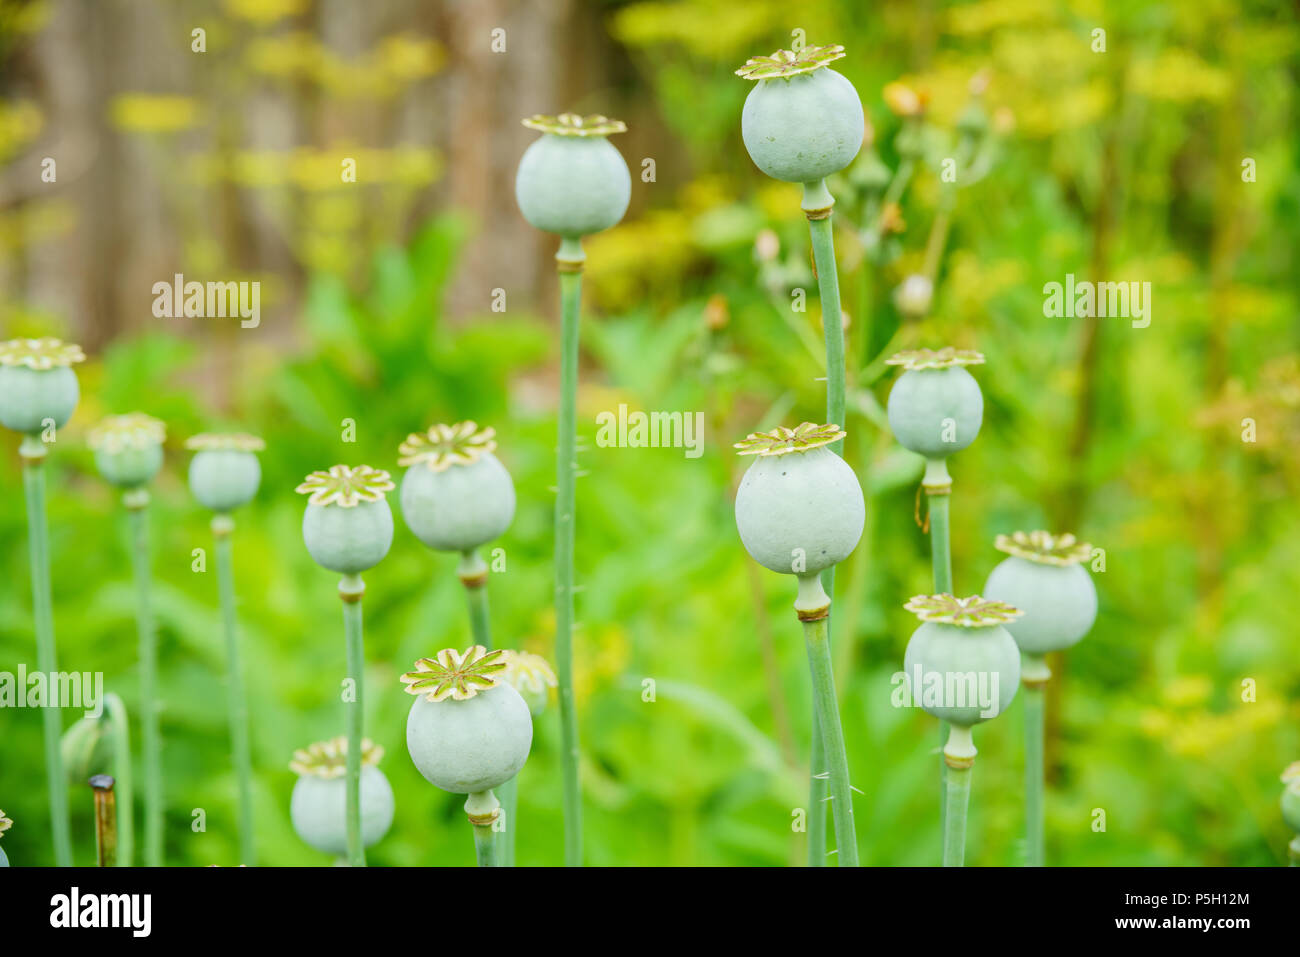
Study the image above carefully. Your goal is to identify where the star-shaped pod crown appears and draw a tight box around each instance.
[498,650,558,696]
[0,337,86,370]
[398,421,496,472]
[289,737,384,778]
[995,530,1093,567]
[0,810,10,838]
[522,113,626,137]
[904,593,1023,627]
[736,44,846,80]
[295,464,394,507]
[401,645,506,702]
[87,413,166,453]
[886,347,986,370]
[735,421,845,457]
[185,432,265,452]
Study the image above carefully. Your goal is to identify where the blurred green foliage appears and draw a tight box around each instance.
[3,0,1300,867]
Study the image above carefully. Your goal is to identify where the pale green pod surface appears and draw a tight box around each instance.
[1283,785,1300,833]
[302,498,393,574]
[290,765,395,855]
[188,449,261,512]
[94,443,164,489]
[0,365,79,435]
[515,136,631,238]
[61,713,114,783]
[734,446,864,576]
[984,556,1097,654]
[741,69,864,184]
[903,621,1020,727]
[406,683,532,794]
[887,366,983,457]
[0,845,7,866]
[400,452,515,553]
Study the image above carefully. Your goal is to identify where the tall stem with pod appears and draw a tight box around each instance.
[186,432,265,865]
[397,421,516,652]
[886,347,986,840]
[89,412,167,866]
[297,464,396,867]
[0,337,84,866]
[289,737,394,863]
[516,111,631,865]
[402,646,533,867]
[902,594,1022,865]
[734,423,865,865]
[62,691,134,865]
[736,43,865,866]
[983,531,1099,866]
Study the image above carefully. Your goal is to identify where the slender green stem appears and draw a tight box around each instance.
[340,574,366,867]
[555,238,585,866]
[20,440,72,866]
[805,179,848,866]
[925,461,954,850]
[944,763,972,867]
[459,549,492,651]
[466,789,501,867]
[214,517,255,865]
[801,610,858,866]
[497,775,518,866]
[104,693,134,866]
[1024,682,1045,867]
[126,493,162,866]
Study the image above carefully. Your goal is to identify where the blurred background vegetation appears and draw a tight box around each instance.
[1,0,1298,866]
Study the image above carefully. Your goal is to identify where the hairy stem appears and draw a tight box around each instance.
[104,692,133,866]
[805,179,848,866]
[340,574,366,867]
[801,610,858,866]
[20,440,72,866]
[555,238,585,866]
[459,549,492,651]
[214,517,255,865]
[126,494,162,866]
[1024,682,1045,867]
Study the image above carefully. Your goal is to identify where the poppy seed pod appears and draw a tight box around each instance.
[733,423,864,578]
[737,45,864,187]
[402,646,533,794]
[296,465,395,574]
[1282,764,1300,833]
[498,649,558,718]
[0,338,85,436]
[902,595,1023,732]
[886,348,985,458]
[186,433,264,512]
[983,531,1098,656]
[289,738,394,857]
[88,413,166,489]
[398,422,515,553]
[515,114,631,239]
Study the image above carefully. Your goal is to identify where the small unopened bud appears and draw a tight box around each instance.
[893,274,934,319]
[883,82,926,118]
[754,228,780,263]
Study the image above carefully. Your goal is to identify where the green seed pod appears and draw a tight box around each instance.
[498,649,558,718]
[902,594,1023,728]
[515,113,631,239]
[398,422,515,553]
[185,433,264,512]
[983,531,1098,655]
[737,45,864,185]
[0,810,11,866]
[733,423,864,577]
[296,465,395,574]
[0,339,84,436]
[1282,764,1300,833]
[886,348,985,458]
[288,738,394,856]
[401,646,533,794]
[87,413,166,489]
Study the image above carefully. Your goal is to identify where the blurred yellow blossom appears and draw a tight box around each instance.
[109,94,199,133]
[223,0,308,25]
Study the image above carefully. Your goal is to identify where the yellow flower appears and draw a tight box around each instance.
[110,95,199,134]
